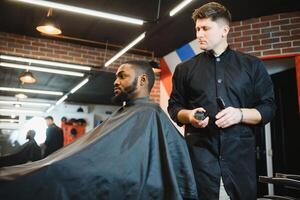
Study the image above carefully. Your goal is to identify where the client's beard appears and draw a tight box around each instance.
[112,78,137,104]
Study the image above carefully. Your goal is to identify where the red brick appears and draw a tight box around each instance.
[228,31,242,38]
[234,36,252,42]
[230,21,242,27]
[273,42,292,48]
[54,49,67,55]
[30,51,46,57]
[260,14,279,22]
[281,35,300,41]
[23,45,38,51]
[8,43,23,49]
[272,31,290,37]
[282,47,300,53]
[242,18,260,25]
[281,24,300,31]
[234,25,251,32]
[261,38,280,45]
[39,47,53,53]
[249,51,262,57]
[243,29,260,36]
[0,40,7,47]
[263,49,281,55]
[15,49,30,54]
[291,18,300,24]
[252,22,270,29]
[32,41,46,47]
[254,45,272,51]
[236,47,253,53]
[227,38,234,44]
[252,33,271,40]
[229,43,242,49]
[0,47,14,52]
[293,41,300,46]
[82,54,96,60]
[15,39,31,45]
[280,12,300,19]
[243,40,261,47]
[261,26,280,34]
[271,19,290,26]
[291,29,300,35]
[68,52,82,57]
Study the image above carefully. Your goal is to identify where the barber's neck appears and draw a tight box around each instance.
[212,41,228,57]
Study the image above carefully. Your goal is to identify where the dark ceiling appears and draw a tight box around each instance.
[1,0,299,57]
[0,0,299,107]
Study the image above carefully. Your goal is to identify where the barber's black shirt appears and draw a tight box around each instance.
[168,47,276,200]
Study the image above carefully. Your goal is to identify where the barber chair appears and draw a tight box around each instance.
[259,173,300,200]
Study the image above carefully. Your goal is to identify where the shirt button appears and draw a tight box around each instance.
[216,57,221,62]
[219,156,224,161]
[217,79,223,83]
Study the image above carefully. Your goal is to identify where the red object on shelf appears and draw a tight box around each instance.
[61,120,86,146]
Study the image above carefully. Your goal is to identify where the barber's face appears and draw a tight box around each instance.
[195,18,228,51]
[113,64,138,103]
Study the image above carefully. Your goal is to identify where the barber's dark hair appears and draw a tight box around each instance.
[124,60,155,92]
[192,2,231,24]
[45,116,53,121]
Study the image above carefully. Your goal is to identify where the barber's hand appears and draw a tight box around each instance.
[215,107,242,128]
[189,108,209,128]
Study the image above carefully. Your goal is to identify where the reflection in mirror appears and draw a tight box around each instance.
[0,116,47,156]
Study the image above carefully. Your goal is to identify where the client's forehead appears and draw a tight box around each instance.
[116,64,135,75]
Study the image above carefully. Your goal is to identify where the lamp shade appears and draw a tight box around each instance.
[36,16,62,35]
[15,93,28,99]
[19,71,36,84]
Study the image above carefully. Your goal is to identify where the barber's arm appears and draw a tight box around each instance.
[215,60,275,128]
[215,107,261,128]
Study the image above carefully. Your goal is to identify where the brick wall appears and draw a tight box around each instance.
[0,32,160,103]
[228,11,300,112]
[228,11,300,57]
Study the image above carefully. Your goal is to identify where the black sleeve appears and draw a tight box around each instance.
[44,128,51,146]
[167,64,188,126]
[252,59,276,125]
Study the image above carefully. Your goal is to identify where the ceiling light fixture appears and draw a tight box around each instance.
[0,100,51,107]
[0,62,85,77]
[70,78,89,94]
[15,0,144,25]
[15,93,28,99]
[13,103,22,108]
[55,94,68,106]
[169,0,194,16]
[0,109,44,115]
[0,55,91,71]
[0,87,63,96]
[36,8,62,35]
[105,32,146,67]
[0,119,19,123]
[46,105,55,113]
[19,70,37,83]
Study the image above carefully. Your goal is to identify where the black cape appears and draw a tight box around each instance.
[0,139,41,167]
[0,98,198,200]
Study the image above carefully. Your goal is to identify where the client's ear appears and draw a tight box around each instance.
[140,74,147,86]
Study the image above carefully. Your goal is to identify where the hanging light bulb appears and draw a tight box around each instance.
[19,71,37,84]
[36,8,62,35]
[15,93,28,99]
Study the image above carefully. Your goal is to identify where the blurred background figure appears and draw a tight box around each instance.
[42,116,64,157]
[0,130,41,167]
